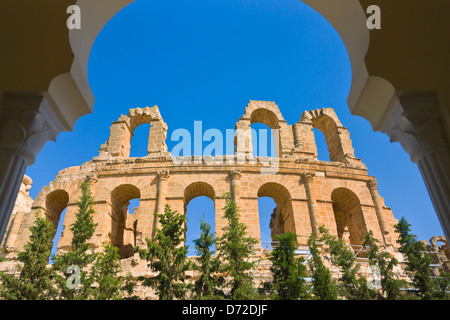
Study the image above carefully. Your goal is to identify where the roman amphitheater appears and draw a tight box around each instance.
[1,100,449,297]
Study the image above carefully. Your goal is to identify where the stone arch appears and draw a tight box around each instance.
[100,106,168,159]
[45,189,70,236]
[257,182,296,241]
[170,173,228,200]
[247,174,304,201]
[250,108,280,158]
[235,101,294,158]
[182,181,217,255]
[12,185,72,255]
[300,108,358,163]
[331,187,367,246]
[430,236,450,260]
[250,108,281,130]
[183,181,216,212]
[109,183,141,259]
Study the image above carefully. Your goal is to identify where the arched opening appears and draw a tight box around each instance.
[435,239,450,260]
[110,184,141,259]
[45,190,69,262]
[257,183,295,245]
[130,123,151,157]
[431,236,450,260]
[184,182,216,257]
[313,127,330,161]
[49,207,66,264]
[331,188,367,246]
[250,108,280,158]
[251,123,277,158]
[185,196,215,257]
[310,113,344,162]
[258,197,277,246]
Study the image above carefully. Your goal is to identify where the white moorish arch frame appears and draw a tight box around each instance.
[1,0,448,244]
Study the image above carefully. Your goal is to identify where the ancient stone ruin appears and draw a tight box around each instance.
[2,100,448,298]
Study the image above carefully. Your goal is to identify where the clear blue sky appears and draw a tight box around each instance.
[26,0,443,255]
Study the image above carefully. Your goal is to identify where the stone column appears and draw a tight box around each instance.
[367,178,390,245]
[148,119,168,157]
[0,93,61,243]
[153,170,170,237]
[390,92,450,242]
[229,169,242,206]
[301,172,320,238]
[234,119,252,163]
[292,123,303,148]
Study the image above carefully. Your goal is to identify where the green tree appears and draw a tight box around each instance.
[136,204,192,300]
[265,232,309,300]
[192,215,224,299]
[52,181,98,300]
[362,230,406,300]
[0,214,56,300]
[307,234,339,300]
[394,217,449,299]
[319,225,376,300]
[90,242,137,300]
[216,193,258,299]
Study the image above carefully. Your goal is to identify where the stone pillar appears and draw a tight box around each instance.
[301,172,320,238]
[229,169,242,206]
[148,119,168,156]
[292,123,303,148]
[0,93,61,243]
[107,116,132,158]
[367,178,390,245]
[153,170,170,237]
[234,119,252,162]
[390,92,450,242]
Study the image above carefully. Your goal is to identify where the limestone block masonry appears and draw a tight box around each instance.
[2,101,401,280]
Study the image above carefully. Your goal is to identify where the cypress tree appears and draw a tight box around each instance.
[267,232,309,300]
[394,217,449,299]
[216,193,258,299]
[90,242,137,300]
[136,204,192,300]
[0,214,56,300]
[319,225,376,300]
[307,233,339,300]
[362,230,406,300]
[192,215,224,299]
[52,181,98,300]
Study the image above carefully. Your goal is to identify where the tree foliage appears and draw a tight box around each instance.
[362,230,406,300]
[395,217,449,299]
[136,204,192,300]
[265,232,309,300]
[0,214,56,300]
[319,225,376,300]
[216,193,258,299]
[307,234,339,300]
[192,215,224,299]
[90,242,137,300]
[52,181,98,300]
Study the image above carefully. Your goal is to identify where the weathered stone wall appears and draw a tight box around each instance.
[1,101,406,290]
